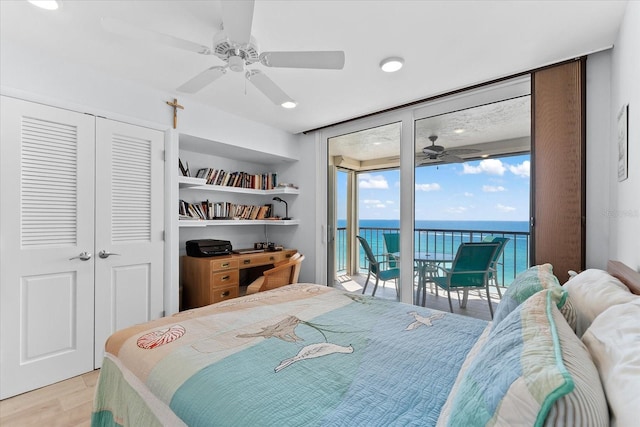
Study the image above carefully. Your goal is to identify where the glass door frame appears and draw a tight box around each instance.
[320,76,531,305]
[322,111,416,303]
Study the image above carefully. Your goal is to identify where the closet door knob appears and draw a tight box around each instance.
[98,250,121,259]
[69,252,92,261]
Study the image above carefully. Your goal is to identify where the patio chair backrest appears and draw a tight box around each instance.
[449,242,500,288]
[482,236,510,274]
[382,233,400,268]
[356,235,380,275]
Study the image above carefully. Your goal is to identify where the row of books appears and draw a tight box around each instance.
[179,200,273,221]
[194,168,278,190]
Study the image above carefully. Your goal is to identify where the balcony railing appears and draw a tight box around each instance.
[336,226,530,286]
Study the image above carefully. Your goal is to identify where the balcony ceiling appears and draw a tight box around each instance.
[329,95,531,170]
[0,1,627,135]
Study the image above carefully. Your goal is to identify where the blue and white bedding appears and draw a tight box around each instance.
[92,284,487,426]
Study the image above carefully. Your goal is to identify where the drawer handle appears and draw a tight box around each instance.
[221,291,230,297]
[221,275,230,281]
[243,259,251,265]
[269,256,275,261]
[221,262,230,268]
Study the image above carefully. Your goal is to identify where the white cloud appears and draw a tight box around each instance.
[386,200,395,204]
[464,192,474,197]
[497,204,516,212]
[483,185,506,192]
[415,183,441,192]
[362,199,381,205]
[362,199,388,209]
[358,173,389,189]
[509,160,530,177]
[462,159,506,176]
[446,206,467,214]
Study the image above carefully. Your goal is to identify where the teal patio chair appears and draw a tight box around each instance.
[383,232,428,293]
[432,242,500,318]
[357,235,400,297]
[382,233,400,268]
[482,236,510,299]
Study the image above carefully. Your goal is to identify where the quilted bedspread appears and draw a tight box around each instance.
[92,284,487,427]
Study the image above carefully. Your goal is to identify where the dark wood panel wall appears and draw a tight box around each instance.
[531,59,586,282]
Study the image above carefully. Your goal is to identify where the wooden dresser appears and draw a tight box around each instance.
[181,249,297,309]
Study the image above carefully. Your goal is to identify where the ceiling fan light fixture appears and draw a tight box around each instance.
[281,101,297,109]
[380,57,404,72]
[27,0,60,10]
[228,55,245,72]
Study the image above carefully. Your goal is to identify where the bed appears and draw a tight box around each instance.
[92,260,640,426]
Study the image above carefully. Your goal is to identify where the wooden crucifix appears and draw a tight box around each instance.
[166,98,184,129]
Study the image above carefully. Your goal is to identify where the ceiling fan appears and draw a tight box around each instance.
[101,1,345,107]
[420,135,480,163]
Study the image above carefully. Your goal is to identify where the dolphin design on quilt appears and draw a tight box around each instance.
[274,343,354,373]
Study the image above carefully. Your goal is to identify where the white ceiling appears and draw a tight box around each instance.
[0,0,627,134]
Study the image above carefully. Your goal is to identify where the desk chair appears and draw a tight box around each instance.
[432,242,500,318]
[482,236,510,299]
[357,235,400,297]
[246,253,304,295]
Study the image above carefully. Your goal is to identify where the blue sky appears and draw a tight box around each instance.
[337,154,530,221]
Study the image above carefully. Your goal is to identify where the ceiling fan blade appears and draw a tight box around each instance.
[101,18,212,55]
[260,51,345,69]
[246,70,294,106]
[440,154,465,163]
[444,148,481,156]
[221,0,255,45]
[177,66,227,93]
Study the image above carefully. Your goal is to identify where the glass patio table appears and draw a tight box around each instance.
[392,252,454,306]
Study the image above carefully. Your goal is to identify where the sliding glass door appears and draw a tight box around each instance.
[322,75,532,309]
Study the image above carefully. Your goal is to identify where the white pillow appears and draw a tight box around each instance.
[582,299,640,427]
[563,269,637,337]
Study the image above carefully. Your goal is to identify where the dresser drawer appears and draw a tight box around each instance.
[210,284,239,303]
[211,269,239,287]
[210,258,238,271]
[239,253,287,268]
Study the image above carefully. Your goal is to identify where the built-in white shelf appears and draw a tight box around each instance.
[179,219,300,227]
[178,176,299,195]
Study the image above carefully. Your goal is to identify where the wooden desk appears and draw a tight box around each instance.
[181,249,297,309]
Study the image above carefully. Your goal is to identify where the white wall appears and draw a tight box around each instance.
[609,0,640,271]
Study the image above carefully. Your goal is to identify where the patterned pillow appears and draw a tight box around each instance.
[493,264,568,326]
[544,296,608,426]
[438,290,574,427]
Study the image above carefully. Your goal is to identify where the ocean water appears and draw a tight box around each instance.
[337,219,530,285]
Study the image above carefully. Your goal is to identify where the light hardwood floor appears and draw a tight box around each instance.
[0,369,99,427]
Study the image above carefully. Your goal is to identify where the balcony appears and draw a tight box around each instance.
[335,225,530,319]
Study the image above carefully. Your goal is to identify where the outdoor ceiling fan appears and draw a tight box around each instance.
[420,135,480,163]
[101,1,345,108]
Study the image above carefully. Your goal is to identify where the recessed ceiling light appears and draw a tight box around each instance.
[454,128,465,134]
[481,154,490,158]
[28,0,60,10]
[281,101,297,109]
[380,57,404,73]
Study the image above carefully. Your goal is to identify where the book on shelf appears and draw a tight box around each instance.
[179,200,276,221]
[178,158,190,177]
[186,166,282,191]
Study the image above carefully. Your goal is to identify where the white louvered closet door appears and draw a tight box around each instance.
[0,96,96,399]
[93,118,164,367]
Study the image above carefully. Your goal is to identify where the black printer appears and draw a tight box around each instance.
[186,239,233,257]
